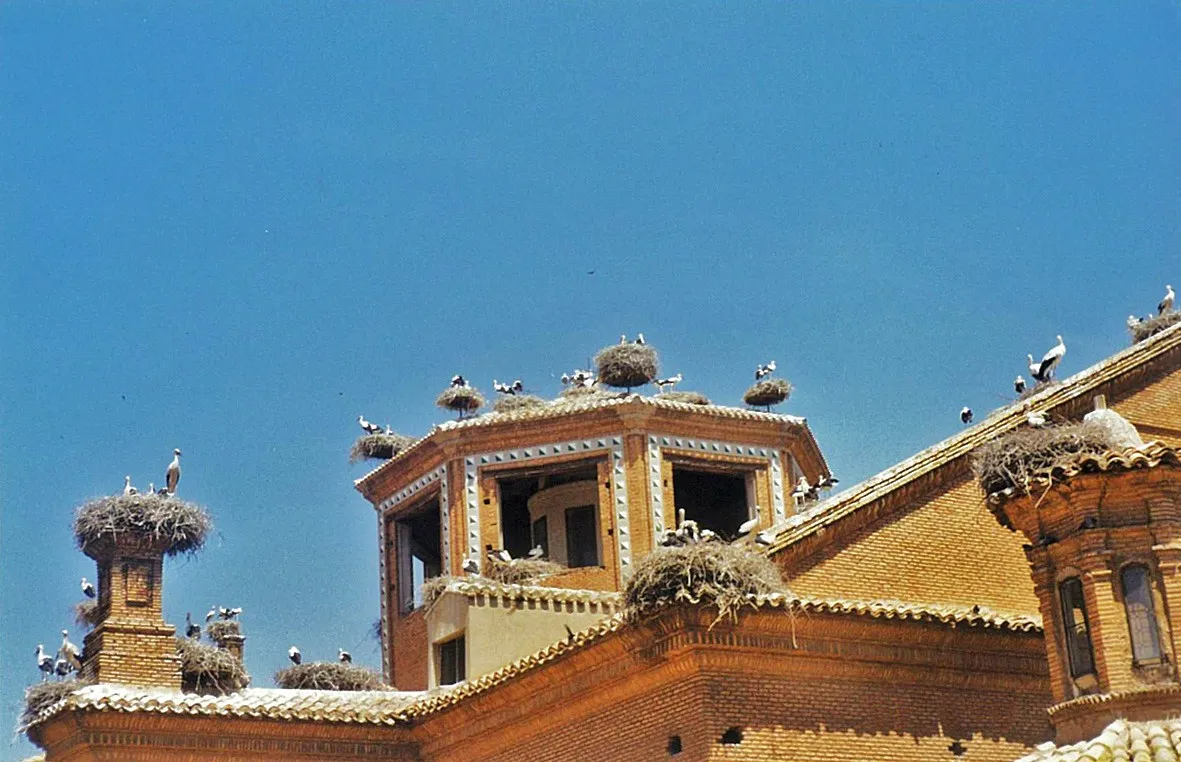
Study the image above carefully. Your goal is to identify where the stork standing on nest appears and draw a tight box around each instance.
[288,646,302,665]
[58,630,81,672]
[185,612,200,639]
[358,415,381,435]
[81,577,95,599]
[450,375,468,388]
[338,648,352,664]
[123,475,137,496]
[1035,336,1066,382]
[960,407,973,425]
[1160,284,1175,315]
[165,449,182,495]
[36,645,54,680]
[755,361,777,381]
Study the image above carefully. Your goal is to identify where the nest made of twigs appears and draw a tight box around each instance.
[206,620,242,644]
[971,423,1120,496]
[20,679,89,734]
[74,493,212,557]
[75,601,101,630]
[274,662,388,691]
[656,390,711,406]
[177,636,250,696]
[1130,311,1181,344]
[624,542,788,623]
[484,557,565,585]
[350,432,414,463]
[595,344,659,389]
[556,384,622,402]
[493,394,547,414]
[743,378,793,408]
[436,386,486,416]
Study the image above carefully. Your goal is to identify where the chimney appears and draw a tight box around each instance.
[80,533,181,688]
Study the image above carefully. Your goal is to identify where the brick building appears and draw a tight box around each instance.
[23,321,1181,761]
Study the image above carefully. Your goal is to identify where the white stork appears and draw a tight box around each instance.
[165,449,182,495]
[817,474,839,490]
[37,645,54,680]
[288,645,302,665]
[185,612,200,639]
[1127,315,1142,330]
[1014,375,1027,395]
[450,375,468,388]
[1160,284,1175,315]
[1026,354,1044,383]
[461,557,480,575]
[960,407,973,425]
[755,361,777,381]
[54,657,71,679]
[81,577,96,599]
[357,415,381,435]
[123,475,136,496]
[635,333,645,345]
[754,530,775,547]
[338,648,352,664]
[654,373,683,392]
[527,545,544,559]
[737,509,759,537]
[490,548,512,563]
[58,630,81,671]
[205,606,218,624]
[1036,336,1066,382]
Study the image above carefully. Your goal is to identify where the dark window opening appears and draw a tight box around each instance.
[437,635,465,686]
[495,461,600,563]
[672,467,751,538]
[395,497,442,614]
[720,727,743,745]
[1121,564,1164,664]
[1059,577,1096,678]
[667,735,683,755]
[565,505,598,567]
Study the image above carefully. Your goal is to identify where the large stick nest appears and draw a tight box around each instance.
[75,600,101,630]
[492,394,547,414]
[594,344,659,389]
[74,493,212,557]
[350,432,415,463]
[177,636,250,696]
[743,378,793,408]
[205,619,242,644]
[1130,311,1181,344]
[484,556,565,585]
[20,679,90,735]
[656,390,711,406]
[624,542,788,623]
[436,386,486,415]
[274,662,388,691]
[971,423,1119,496]
[556,384,623,402]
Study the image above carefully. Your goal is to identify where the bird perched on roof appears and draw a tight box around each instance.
[338,648,352,664]
[755,361,777,381]
[737,510,759,537]
[37,644,54,680]
[816,474,839,490]
[755,530,774,547]
[461,557,480,575]
[493,379,523,396]
[123,475,137,496]
[527,545,544,559]
[81,577,95,599]
[450,375,468,388]
[1014,375,1027,395]
[960,407,973,425]
[185,612,200,639]
[288,645,302,665]
[165,449,182,495]
[357,415,381,435]
[791,476,815,504]
[58,630,81,671]
[654,373,682,392]
[1160,284,1175,315]
[1026,354,1043,384]
[634,333,645,345]
[1034,336,1066,383]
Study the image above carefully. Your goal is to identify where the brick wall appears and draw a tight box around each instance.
[782,472,1041,614]
[392,609,428,690]
[1111,369,1181,447]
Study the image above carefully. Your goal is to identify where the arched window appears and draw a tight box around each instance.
[1121,564,1163,664]
[1059,577,1096,678]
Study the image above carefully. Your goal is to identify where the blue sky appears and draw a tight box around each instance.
[1,2,1178,757]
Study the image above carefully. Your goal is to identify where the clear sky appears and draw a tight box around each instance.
[1,2,1178,757]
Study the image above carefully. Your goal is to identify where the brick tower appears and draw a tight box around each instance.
[80,532,182,688]
[987,430,1181,743]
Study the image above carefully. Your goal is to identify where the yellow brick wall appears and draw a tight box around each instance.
[783,473,1041,614]
[1111,369,1181,447]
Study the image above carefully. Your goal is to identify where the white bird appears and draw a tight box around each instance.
[634,333,645,345]
[219,606,242,620]
[185,612,200,639]
[699,529,719,543]
[58,630,81,671]
[1026,354,1044,383]
[338,648,352,664]
[450,375,468,388]
[165,449,182,495]
[384,424,395,435]
[737,514,759,537]
[619,334,627,344]
[791,476,812,503]
[123,475,137,496]
[1127,314,1142,330]
[205,607,217,624]
[54,657,71,679]
[960,407,973,425]
[654,373,683,392]
[560,373,572,386]
[288,645,302,665]
[1027,410,1047,428]
[492,379,521,396]
[357,415,381,435]
[490,548,512,563]
[461,557,480,575]
[1160,284,1175,315]
[755,361,777,381]
[1036,335,1066,382]
[81,577,96,599]
[754,530,775,547]
[148,482,156,494]
[816,474,839,490]
[1014,375,1027,395]
[527,545,544,559]
[36,645,53,680]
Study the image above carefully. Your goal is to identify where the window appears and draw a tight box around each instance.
[395,497,442,614]
[1059,577,1096,678]
[531,515,549,558]
[1121,564,1163,664]
[437,635,465,686]
[565,505,599,567]
[672,466,752,538]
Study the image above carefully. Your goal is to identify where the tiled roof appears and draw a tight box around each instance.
[356,393,808,487]
[1017,718,1181,762]
[987,442,1181,505]
[24,684,425,731]
[766,321,1181,554]
[431,577,625,607]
